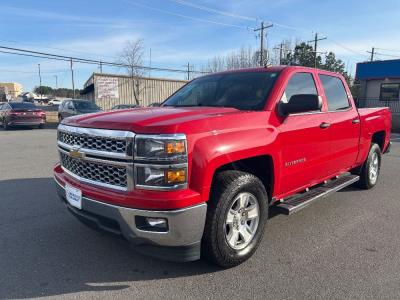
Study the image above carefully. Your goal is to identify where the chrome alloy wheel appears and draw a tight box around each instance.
[224,192,260,250]
[369,152,379,184]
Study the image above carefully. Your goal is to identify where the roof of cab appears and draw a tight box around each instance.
[208,65,342,78]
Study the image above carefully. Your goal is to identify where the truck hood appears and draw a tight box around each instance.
[62,106,251,134]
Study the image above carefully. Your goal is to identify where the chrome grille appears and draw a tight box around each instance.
[57,124,135,191]
[60,152,127,188]
[58,130,127,154]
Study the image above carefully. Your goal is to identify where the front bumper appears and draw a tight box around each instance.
[55,178,207,262]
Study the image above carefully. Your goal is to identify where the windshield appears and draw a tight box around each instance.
[9,102,37,110]
[164,71,280,110]
[73,101,100,110]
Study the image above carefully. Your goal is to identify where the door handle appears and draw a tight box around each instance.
[352,119,360,124]
[320,122,331,129]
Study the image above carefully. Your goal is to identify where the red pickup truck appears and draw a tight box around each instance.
[54,66,391,267]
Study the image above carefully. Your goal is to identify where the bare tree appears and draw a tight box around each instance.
[119,39,145,105]
[202,46,262,73]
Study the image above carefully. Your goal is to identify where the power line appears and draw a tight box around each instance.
[0,39,119,61]
[374,47,400,53]
[169,0,257,21]
[327,38,369,59]
[0,45,208,74]
[0,68,66,74]
[123,0,253,29]
[371,52,400,59]
[169,0,313,34]
[0,49,71,62]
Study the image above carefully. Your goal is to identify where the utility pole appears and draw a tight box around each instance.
[308,33,327,68]
[70,59,75,99]
[254,21,273,66]
[99,61,103,73]
[275,43,285,65]
[38,63,42,100]
[368,47,375,61]
[187,62,190,81]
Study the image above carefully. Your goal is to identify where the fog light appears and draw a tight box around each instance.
[146,217,167,228]
[135,216,168,232]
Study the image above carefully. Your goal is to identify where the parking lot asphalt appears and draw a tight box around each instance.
[1,127,400,299]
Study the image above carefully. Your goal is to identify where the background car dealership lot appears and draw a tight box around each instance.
[0,127,399,299]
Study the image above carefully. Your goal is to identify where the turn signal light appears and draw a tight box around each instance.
[165,141,186,154]
[166,169,186,184]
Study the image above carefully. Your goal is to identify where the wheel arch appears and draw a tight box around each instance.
[210,155,275,202]
[371,131,385,151]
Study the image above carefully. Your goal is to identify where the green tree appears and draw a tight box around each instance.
[322,52,345,72]
[321,52,352,85]
[282,42,322,68]
[34,86,53,95]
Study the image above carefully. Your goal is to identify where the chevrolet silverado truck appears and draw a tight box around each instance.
[54,66,391,267]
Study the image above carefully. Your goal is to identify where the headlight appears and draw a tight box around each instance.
[135,165,187,190]
[135,134,187,161]
[134,134,188,190]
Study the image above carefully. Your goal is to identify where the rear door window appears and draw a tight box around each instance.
[319,75,350,111]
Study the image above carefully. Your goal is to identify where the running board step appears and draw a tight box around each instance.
[276,174,359,215]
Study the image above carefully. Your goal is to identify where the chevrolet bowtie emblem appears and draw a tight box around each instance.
[69,146,85,159]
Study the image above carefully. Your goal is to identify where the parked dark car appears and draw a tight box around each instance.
[58,99,101,121]
[111,104,140,110]
[0,102,46,130]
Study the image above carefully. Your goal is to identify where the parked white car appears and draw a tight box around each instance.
[48,99,64,106]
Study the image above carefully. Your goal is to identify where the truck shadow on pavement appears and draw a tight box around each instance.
[0,177,220,299]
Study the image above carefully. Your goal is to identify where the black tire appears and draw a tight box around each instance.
[38,123,45,129]
[202,170,268,268]
[356,143,382,189]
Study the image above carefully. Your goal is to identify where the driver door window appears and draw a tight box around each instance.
[281,72,318,104]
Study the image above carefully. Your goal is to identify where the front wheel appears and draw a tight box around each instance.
[357,143,382,189]
[202,170,268,268]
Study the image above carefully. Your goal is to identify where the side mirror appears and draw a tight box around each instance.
[279,94,321,115]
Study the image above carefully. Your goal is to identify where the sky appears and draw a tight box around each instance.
[1,0,400,92]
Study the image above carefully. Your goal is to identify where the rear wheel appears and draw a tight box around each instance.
[357,143,382,189]
[38,124,45,129]
[202,170,268,268]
